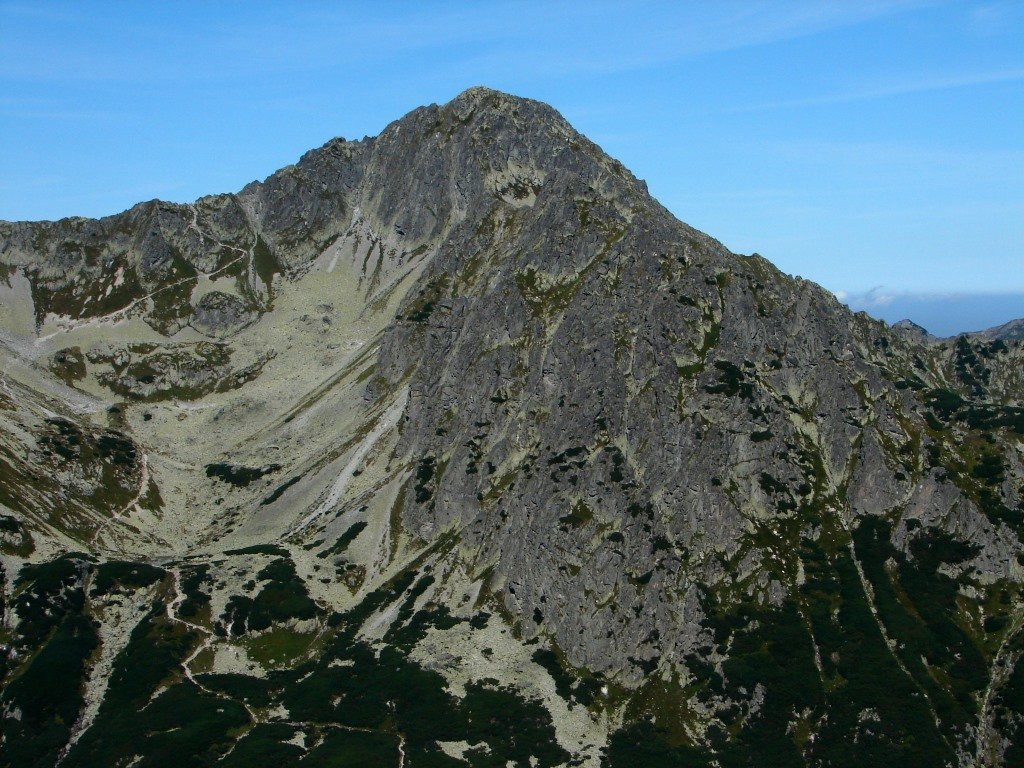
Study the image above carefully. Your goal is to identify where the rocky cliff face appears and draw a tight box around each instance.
[1,87,1023,767]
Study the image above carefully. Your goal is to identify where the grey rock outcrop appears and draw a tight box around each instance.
[363,89,1022,682]
[977,317,1024,342]
[189,291,258,337]
[893,317,937,342]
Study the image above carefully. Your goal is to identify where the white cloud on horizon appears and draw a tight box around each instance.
[836,288,1024,335]
[838,287,1024,306]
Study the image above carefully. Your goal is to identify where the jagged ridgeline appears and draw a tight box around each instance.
[1,87,1023,767]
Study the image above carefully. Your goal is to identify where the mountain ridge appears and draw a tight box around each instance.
[891,316,1024,344]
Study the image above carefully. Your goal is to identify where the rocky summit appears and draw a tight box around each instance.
[1,87,1023,767]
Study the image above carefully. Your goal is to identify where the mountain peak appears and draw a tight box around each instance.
[976,316,1024,341]
[431,85,573,137]
[449,84,517,104]
[447,84,546,111]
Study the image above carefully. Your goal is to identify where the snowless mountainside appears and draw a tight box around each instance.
[978,318,1024,343]
[2,87,1024,767]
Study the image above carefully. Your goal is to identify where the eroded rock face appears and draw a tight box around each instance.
[0,138,373,332]
[0,383,152,551]
[189,291,258,338]
[372,90,1023,683]
[1,87,1023,766]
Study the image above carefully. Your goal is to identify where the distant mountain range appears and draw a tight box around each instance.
[891,315,1024,343]
[978,317,1024,342]
[842,289,1024,340]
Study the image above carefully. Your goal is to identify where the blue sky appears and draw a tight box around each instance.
[1,1,1022,334]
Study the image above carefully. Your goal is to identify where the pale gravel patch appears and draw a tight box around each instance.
[58,579,163,760]
[436,740,475,763]
[292,387,409,534]
[209,642,265,676]
[409,612,613,767]
[0,268,37,339]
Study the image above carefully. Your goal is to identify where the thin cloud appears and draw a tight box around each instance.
[727,67,1024,113]
[761,139,1024,184]
[0,106,128,121]
[419,0,939,80]
[967,1,1023,36]
[857,287,896,307]
[838,289,1024,336]
[0,0,935,84]
[842,287,1024,304]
